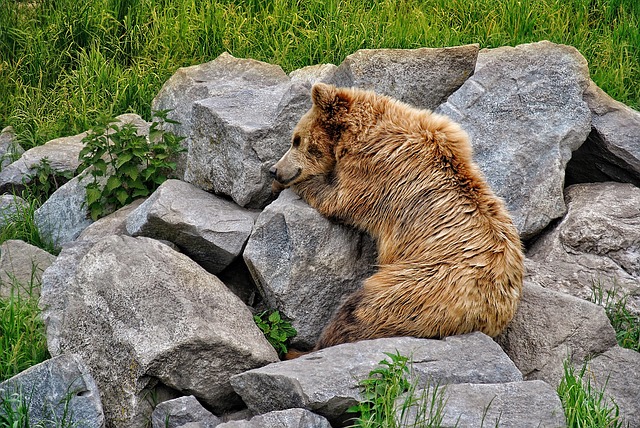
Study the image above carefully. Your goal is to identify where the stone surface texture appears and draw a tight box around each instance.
[230,333,521,425]
[40,235,278,428]
[527,182,640,312]
[217,408,331,428]
[243,189,377,348]
[151,395,220,428]
[328,45,479,110]
[0,354,104,428]
[0,239,56,298]
[127,179,257,274]
[437,41,592,239]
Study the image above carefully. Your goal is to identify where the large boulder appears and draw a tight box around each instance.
[496,278,617,386]
[327,45,478,110]
[127,179,257,274]
[230,333,522,426]
[40,235,278,428]
[0,354,104,428]
[243,189,377,349]
[527,182,640,312]
[153,52,315,208]
[437,41,592,239]
[566,80,640,187]
[76,199,145,243]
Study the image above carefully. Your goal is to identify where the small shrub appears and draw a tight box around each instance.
[253,310,297,356]
[557,358,627,428]
[77,110,185,220]
[348,351,447,428]
[591,281,640,352]
[22,157,74,204]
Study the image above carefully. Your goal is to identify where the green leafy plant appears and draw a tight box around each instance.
[558,358,627,428]
[348,351,447,428]
[23,157,74,203]
[77,110,185,220]
[591,281,640,352]
[253,310,297,356]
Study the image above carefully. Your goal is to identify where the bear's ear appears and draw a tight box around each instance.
[311,83,351,116]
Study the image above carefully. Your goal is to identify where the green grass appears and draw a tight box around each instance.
[591,281,640,352]
[348,351,447,428]
[558,358,628,428]
[0,272,50,383]
[0,194,57,255]
[1,0,639,149]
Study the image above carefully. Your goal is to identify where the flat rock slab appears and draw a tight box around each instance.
[0,239,56,299]
[0,354,104,428]
[127,179,257,274]
[437,41,591,239]
[40,235,278,428]
[243,189,377,348]
[230,333,521,425]
[435,380,565,428]
[217,408,331,428]
[497,279,616,386]
[527,182,640,313]
[328,45,478,110]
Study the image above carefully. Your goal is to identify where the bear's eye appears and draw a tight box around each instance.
[292,135,301,148]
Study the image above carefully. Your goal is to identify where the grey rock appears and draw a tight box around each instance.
[34,172,97,250]
[152,395,220,428]
[0,354,104,428]
[154,52,329,208]
[0,194,28,228]
[126,179,257,274]
[328,45,479,110]
[527,182,640,313]
[496,279,617,386]
[433,381,565,428]
[188,67,310,208]
[0,126,24,170]
[0,132,85,195]
[77,199,145,242]
[217,408,331,428]
[585,346,640,428]
[243,189,377,349]
[567,80,640,187]
[0,239,56,299]
[437,41,592,239]
[40,236,278,428]
[289,64,338,87]
[230,333,522,425]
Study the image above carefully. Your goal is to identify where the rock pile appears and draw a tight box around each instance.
[1,41,639,427]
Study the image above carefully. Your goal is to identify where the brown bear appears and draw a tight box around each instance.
[270,82,524,350]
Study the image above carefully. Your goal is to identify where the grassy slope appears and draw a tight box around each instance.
[1,0,639,149]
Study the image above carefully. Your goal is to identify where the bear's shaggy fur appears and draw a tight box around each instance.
[271,83,524,350]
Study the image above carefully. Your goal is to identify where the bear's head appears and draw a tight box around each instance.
[270,83,352,187]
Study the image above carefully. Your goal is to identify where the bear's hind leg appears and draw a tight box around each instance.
[314,288,372,350]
